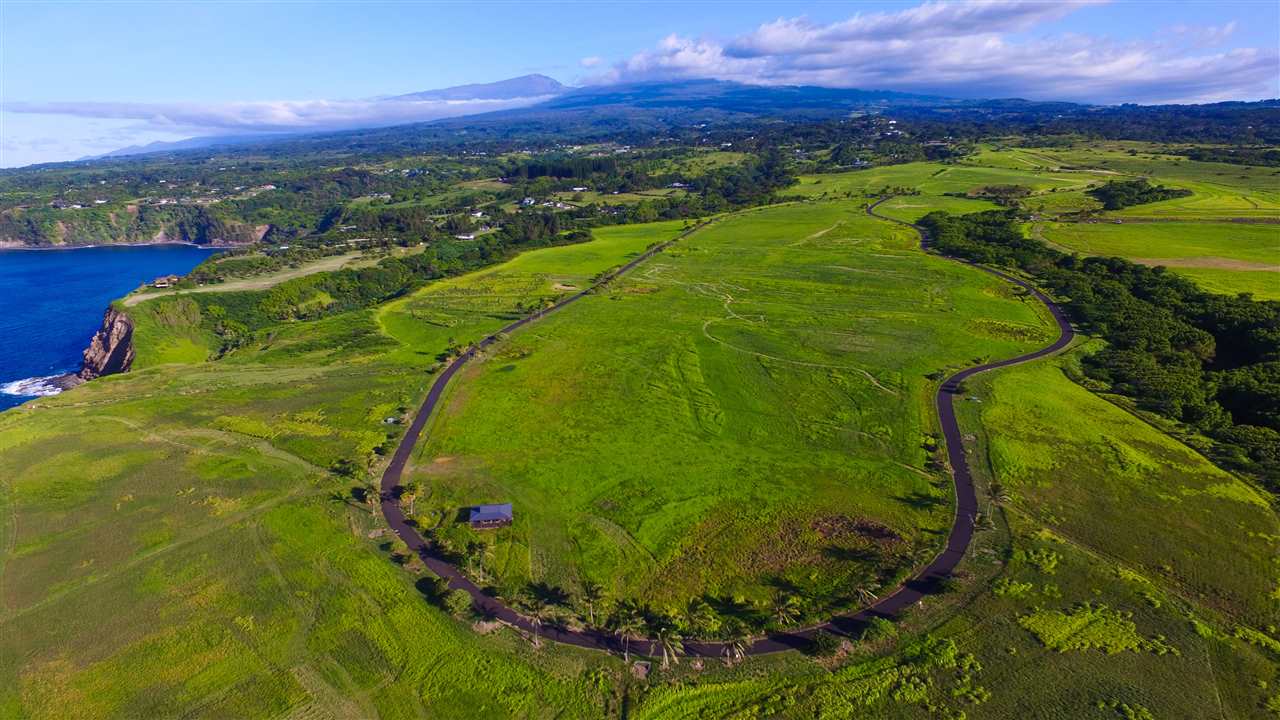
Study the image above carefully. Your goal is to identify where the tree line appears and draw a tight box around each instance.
[919,209,1280,487]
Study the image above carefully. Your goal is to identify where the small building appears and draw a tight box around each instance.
[469,503,513,530]
[151,274,181,289]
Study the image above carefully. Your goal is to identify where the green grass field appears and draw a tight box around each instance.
[1039,222,1279,298]
[622,343,1280,720]
[0,222,697,718]
[405,201,1053,620]
[873,194,1002,223]
[2,154,1277,718]
[551,189,688,206]
[976,144,1280,219]
[795,162,1090,200]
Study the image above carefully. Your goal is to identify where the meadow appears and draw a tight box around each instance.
[551,188,688,206]
[0,221,694,718]
[1039,221,1280,298]
[405,201,1054,620]
[794,162,1091,200]
[620,347,1279,720]
[2,148,1276,718]
[973,144,1280,219]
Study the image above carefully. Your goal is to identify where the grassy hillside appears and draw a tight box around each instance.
[0,222,691,718]
[2,176,1274,718]
[405,202,1053,619]
[1039,221,1280,299]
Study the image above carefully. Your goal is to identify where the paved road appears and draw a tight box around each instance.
[379,201,1075,658]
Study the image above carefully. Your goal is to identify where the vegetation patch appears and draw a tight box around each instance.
[1018,603,1178,655]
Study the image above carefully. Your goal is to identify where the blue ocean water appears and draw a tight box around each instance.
[0,244,215,410]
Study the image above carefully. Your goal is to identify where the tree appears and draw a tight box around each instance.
[808,630,842,658]
[581,581,605,628]
[609,599,644,661]
[862,616,897,643]
[465,539,492,581]
[720,618,749,666]
[685,597,721,638]
[772,592,804,627]
[649,613,685,669]
[445,589,473,618]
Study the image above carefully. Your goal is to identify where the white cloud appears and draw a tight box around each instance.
[579,56,602,68]
[1,95,556,137]
[591,0,1279,103]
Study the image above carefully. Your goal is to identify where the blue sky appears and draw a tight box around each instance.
[2,1,1277,167]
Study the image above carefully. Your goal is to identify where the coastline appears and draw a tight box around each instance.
[0,241,235,252]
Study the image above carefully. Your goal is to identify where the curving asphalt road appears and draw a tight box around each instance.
[379,200,1075,658]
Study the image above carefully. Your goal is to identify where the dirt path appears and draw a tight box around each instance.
[122,252,368,306]
[377,202,1075,658]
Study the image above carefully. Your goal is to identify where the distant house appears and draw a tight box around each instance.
[151,274,181,289]
[454,233,476,241]
[571,186,588,192]
[469,503,513,530]
[521,197,536,206]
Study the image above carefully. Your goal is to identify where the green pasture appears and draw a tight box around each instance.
[552,188,687,206]
[2,192,1276,717]
[0,221,694,718]
[873,194,1002,223]
[1004,145,1280,218]
[935,344,1280,718]
[1039,221,1279,298]
[795,162,1090,200]
[651,150,749,176]
[407,201,1053,618]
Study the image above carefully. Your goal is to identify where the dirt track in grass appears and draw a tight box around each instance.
[378,200,1075,657]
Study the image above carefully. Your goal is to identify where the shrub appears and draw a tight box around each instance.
[445,589,474,618]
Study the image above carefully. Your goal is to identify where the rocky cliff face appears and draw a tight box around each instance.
[77,308,135,381]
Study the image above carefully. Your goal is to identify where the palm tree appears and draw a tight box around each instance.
[719,618,749,666]
[772,592,803,627]
[610,600,644,662]
[465,539,493,581]
[514,590,549,648]
[685,597,721,639]
[650,614,685,669]
[581,581,605,627]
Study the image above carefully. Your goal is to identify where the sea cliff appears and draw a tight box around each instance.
[50,307,136,391]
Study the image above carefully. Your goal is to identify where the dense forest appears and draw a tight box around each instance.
[920,210,1280,487]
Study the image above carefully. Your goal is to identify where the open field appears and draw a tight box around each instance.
[940,344,1280,718]
[552,188,688,206]
[405,201,1054,618]
[122,249,428,307]
[0,222,702,718]
[626,343,1280,719]
[795,162,1091,200]
[1039,221,1280,298]
[872,194,1001,223]
[651,150,749,176]
[970,145,1280,219]
[2,190,1276,717]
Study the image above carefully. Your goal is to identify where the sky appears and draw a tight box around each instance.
[2,0,1277,167]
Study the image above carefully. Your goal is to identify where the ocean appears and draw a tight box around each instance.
[0,244,216,411]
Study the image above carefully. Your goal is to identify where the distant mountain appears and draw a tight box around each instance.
[87,133,294,160]
[542,80,954,114]
[390,73,566,102]
[90,74,570,160]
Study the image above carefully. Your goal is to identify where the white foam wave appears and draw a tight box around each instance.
[1,375,66,398]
